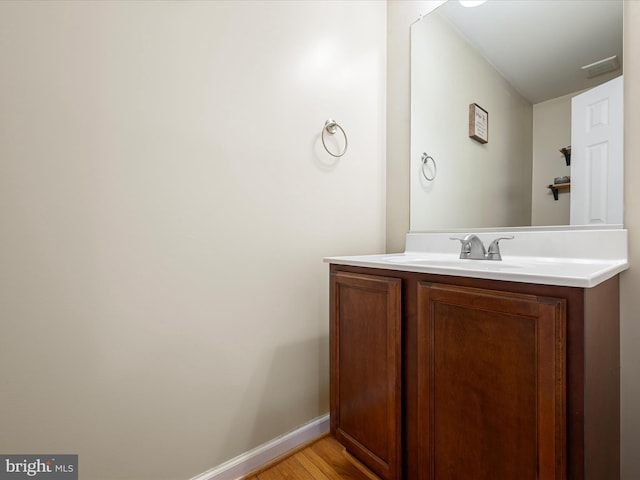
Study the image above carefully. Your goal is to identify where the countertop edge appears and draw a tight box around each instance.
[324,256,629,288]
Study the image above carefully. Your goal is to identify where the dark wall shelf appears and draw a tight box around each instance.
[548,182,570,200]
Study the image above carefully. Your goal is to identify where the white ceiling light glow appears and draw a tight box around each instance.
[459,0,487,7]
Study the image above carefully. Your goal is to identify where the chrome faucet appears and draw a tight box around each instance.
[451,234,514,261]
[451,234,486,260]
[486,236,514,260]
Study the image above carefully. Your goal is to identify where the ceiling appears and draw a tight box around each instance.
[437,0,623,104]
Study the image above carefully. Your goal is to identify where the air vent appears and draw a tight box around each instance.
[581,55,620,78]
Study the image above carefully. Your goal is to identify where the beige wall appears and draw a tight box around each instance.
[0,1,386,479]
[531,92,573,226]
[621,2,640,478]
[389,1,640,478]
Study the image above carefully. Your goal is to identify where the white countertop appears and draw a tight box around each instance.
[325,229,629,288]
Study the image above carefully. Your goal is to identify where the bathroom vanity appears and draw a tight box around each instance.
[326,230,628,480]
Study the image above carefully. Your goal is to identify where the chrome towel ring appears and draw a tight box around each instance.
[321,119,348,157]
[421,152,437,181]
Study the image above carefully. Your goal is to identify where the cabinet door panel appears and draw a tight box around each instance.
[417,283,566,480]
[330,272,402,480]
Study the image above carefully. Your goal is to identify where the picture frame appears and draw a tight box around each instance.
[469,103,488,144]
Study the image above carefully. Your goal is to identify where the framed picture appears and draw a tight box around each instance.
[469,103,488,144]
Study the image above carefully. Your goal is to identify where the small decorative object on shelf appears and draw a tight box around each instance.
[560,146,571,166]
[554,175,570,184]
[469,103,488,144]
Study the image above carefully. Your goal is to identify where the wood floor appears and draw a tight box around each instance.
[241,434,382,480]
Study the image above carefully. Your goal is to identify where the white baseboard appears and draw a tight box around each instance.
[189,413,330,480]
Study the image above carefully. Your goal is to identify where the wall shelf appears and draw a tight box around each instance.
[548,182,570,200]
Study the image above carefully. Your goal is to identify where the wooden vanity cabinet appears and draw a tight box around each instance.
[417,282,566,480]
[330,271,402,480]
[329,264,620,480]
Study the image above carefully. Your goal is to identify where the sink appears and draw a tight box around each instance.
[381,255,523,270]
[404,259,522,270]
[325,229,629,288]
[378,251,631,278]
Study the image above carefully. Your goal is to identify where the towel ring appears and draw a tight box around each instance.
[421,152,437,181]
[321,119,348,157]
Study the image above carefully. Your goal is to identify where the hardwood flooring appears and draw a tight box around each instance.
[241,434,381,480]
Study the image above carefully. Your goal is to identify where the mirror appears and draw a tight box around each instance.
[410,0,623,231]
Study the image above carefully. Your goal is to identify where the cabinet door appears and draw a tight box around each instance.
[330,271,402,480]
[417,283,566,480]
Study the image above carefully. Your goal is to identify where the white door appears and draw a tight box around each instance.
[570,76,623,225]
